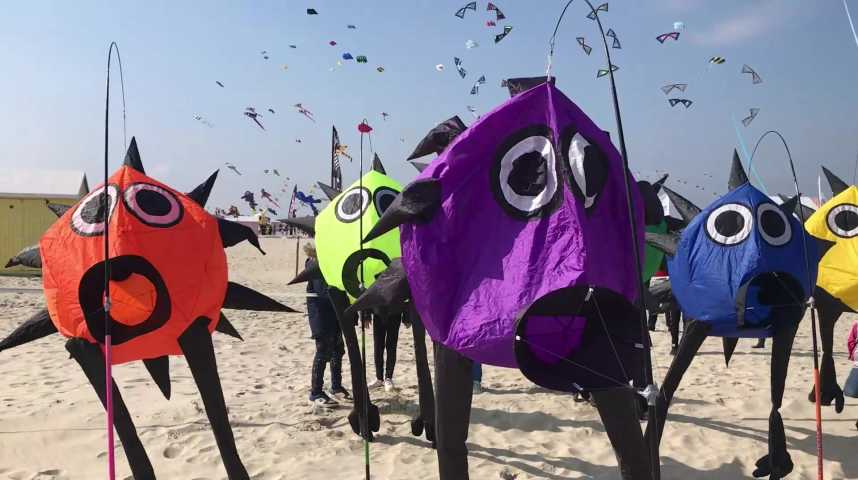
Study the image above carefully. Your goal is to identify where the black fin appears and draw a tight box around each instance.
[503,76,555,97]
[123,137,145,174]
[288,259,322,285]
[372,153,386,174]
[5,244,41,269]
[662,186,701,225]
[822,166,848,197]
[723,337,739,367]
[407,117,467,160]
[281,216,316,236]
[778,195,800,219]
[729,149,749,191]
[345,259,411,316]
[409,160,429,173]
[218,217,265,254]
[46,203,71,218]
[0,309,56,352]
[317,182,341,201]
[637,180,665,226]
[223,282,298,312]
[652,173,669,193]
[215,313,243,341]
[645,232,680,257]
[178,318,249,479]
[143,356,171,400]
[364,178,442,242]
[664,216,686,232]
[187,170,219,207]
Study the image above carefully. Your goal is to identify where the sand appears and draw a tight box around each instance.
[0,237,855,479]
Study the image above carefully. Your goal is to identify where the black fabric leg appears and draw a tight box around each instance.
[647,312,657,331]
[592,388,652,480]
[667,307,681,348]
[330,333,345,391]
[66,339,155,480]
[328,289,379,440]
[373,316,386,381]
[809,294,844,412]
[409,306,435,444]
[385,316,401,379]
[311,337,330,396]
[178,318,249,480]
[434,343,473,480]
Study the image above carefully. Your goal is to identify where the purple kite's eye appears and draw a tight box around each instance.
[491,125,559,218]
[562,130,608,211]
[71,185,119,237]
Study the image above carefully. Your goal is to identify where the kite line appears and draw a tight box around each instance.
[357,119,372,480]
[845,0,858,49]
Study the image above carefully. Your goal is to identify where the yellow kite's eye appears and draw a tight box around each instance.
[827,203,858,238]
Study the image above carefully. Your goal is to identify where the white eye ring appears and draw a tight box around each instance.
[827,203,858,238]
[497,135,558,215]
[568,133,597,209]
[757,203,792,246]
[71,185,119,237]
[706,203,753,246]
[122,183,183,228]
[335,187,370,223]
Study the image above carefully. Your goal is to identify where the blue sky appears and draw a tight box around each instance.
[1,0,856,213]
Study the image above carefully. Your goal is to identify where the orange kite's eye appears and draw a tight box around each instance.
[122,183,184,228]
[71,185,119,237]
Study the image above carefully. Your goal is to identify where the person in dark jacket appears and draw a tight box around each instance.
[304,244,350,406]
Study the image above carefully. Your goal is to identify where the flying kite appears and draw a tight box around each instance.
[0,140,295,479]
[465,39,479,49]
[267,207,277,216]
[289,44,297,49]
[293,103,316,122]
[260,188,280,208]
[495,25,513,43]
[741,64,763,84]
[465,105,479,119]
[267,108,275,114]
[661,83,687,95]
[586,2,608,20]
[376,66,385,73]
[605,29,621,49]
[241,191,258,211]
[381,112,390,121]
[263,169,281,176]
[576,37,592,55]
[224,163,242,176]
[455,1,477,18]
[356,55,368,63]
[295,138,302,143]
[673,21,686,31]
[243,108,265,130]
[295,190,323,215]
[193,115,213,127]
[454,57,467,78]
[742,108,760,127]
[342,52,354,60]
[260,50,269,60]
[215,81,224,88]
[668,98,693,108]
[487,20,497,27]
[307,8,318,15]
[596,64,619,78]
[709,56,726,64]
[656,32,680,43]
[646,153,818,480]
[435,63,445,72]
[470,75,486,95]
[487,2,506,21]
[329,40,337,46]
[347,24,356,29]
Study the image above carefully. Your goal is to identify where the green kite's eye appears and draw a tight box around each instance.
[335,187,370,223]
[374,187,398,216]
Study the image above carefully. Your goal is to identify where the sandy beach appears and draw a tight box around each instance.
[0,237,855,480]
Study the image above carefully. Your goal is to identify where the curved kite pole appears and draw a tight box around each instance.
[750,130,824,480]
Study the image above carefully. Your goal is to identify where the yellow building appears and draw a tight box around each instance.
[0,169,88,273]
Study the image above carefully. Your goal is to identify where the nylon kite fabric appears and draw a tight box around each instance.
[315,170,402,299]
[643,220,667,282]
[805,185,858,309]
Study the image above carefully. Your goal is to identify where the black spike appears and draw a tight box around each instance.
[187,170,219,207]
[123,137,145,174]
[46,203,71,218]
[5,244,41,269]
[316,182,341,201]
[662,186,702,225]
[652,173,669,193]
[0,309,56,352]
[723,337,739,367]
[143,356,171,399]
[645,232,681,257]
[822,166,849,197]
[407,117,467,160]
[729,149,749,191]
[409,160,429,173]
[372,153,386,174]
[280,216,316,236]
[345,259,411,316]
[215,313,243,341]
[637,180,665,226]
[364,178,442,242]
[223,282,298,312]
[288,259,322,285]
[779,195,800,219]
[218,217,265,254]
[664,216,686,233]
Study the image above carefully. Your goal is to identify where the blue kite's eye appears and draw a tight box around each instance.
[757,203,792,246]
[827,203,858,238]
[706,203,752,245]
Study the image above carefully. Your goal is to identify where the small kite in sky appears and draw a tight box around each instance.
[381,112,390,121]
[356,55,368,63]
[454,57,467,78]
[334,142,352,161]
[293,103,316,122]
[465,39,479,49]
[329,40,337,46]
[455,2,477,19]
[267,108,275,114]
[742,108,760,127]
[193,115,213,127]
[673,21,686,31]
[466,105,479,119]
[260,50,269,60]
[435,64,445,71]
[289,44,297,49]
[225,162,242,175]
[487,2,506,21]
[306,8,318,15]
[295,138,302,143]
[295,190,323,215]
[709,56,726,64]
[605,28,621,49]
[495,25,513,43]
[576,37,592,55]
[586,2,608,20]
[470,75,486,95]
[656,32,680,43]
[215,81,224,88]
[244,108,265,131]
[596,64,619,78]
[267,207,278,216]
[661,83,688,95]
[260,188,280,208]
[241,191,258,210]
[263,169,281,176]
[342,52,354,60]
[487,20,496,27]
[668,98,694,108]
[741,64,763,84]
[376,66,385,73]
[347,24,356,29]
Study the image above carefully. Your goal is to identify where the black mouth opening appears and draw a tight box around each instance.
[513,286,645,393]
[736,272,805,329]
[79,255,171,345]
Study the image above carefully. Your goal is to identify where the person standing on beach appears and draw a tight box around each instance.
[304,243,350,406]
[368,309,402,392]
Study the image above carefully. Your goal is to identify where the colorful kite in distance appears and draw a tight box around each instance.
[605,29,621,49]
[465,39,479,49]
[487,2,506,21]
[668,98,693,108]
[742,108,760,127]
[586,2,608,20]
[260,50,269,60]
[673,21,686,31]
[466,105,478,118]
[709,56,726,64]
[435,64,445,71]
[193,115,213,127]
[267,207,278,216]
[495,25,513,43]
[661,83,687,95]
[225,163,242,175]
[470,75,486,95]
[356,55,368,63]
[289,44,297,49]
[241,191,258,210]
[215,81,224,88]
[487,20,496,27]
[455,2,477,18]
[263,169,281,176]
[376,66,385,73]
[347,24,357,29]
[261,188,280,207]
[342,52,354,60]
[454,57,467,78]
[596,64,619,78]
[656,32,680,43]
[244,108,265,130]
[307,8,318,15]
[293,103,315,122]
[329,40,337,46]
[381,112,390,121]
[741,64,763,84]
[576,37,592,55]
[267,108,275,114]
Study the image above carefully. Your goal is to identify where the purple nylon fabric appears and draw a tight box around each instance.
[400,82,644,367]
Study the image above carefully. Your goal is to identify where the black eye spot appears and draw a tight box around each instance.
[760,209,785,237]
[122,183,183,228]
[508,151,547,196]
[80,195,111,224]
[342,195,362,215]
[715,210,744,237]
[136,189,171,216]
[826,203,858,239]
[563,130,608,211]
[71,185,119,237]
[706,203,753,246]
[835,209,858,231]
[373,187,399,216]
[335,187,370,223]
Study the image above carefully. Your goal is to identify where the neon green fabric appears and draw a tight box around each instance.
[315,170,402,299]
[642,220,667,283]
